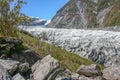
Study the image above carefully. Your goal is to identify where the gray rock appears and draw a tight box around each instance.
[12,73,25,80]
[47,68,60,80]
[0,59,20,75]
[55,69,72,80]
[102,65,120,80]
[18,62,30,74]
[76,64,101,77]
[0,65,12,80]
[31,55,59,80]
[71,73,79,80]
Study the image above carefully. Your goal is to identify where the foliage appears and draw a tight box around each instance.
[0,0,30,36]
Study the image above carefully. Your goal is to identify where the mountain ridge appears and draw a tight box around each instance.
[22,17,51,26]
[48,0,120,28]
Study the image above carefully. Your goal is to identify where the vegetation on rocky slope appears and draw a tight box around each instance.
[0,0,30,37]
[104,1,120,26]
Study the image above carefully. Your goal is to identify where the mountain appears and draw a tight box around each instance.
[48,0,120,29]
[22,17,51,26]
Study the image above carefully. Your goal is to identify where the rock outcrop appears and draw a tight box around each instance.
[48,0,120,28]
[0,65,12,80]
[0,37,41,80]
[0,59,20,75]
[31,55,59,80]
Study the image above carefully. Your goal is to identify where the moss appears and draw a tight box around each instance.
[18,32,104,72]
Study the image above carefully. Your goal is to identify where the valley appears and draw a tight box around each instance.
[0,0,120,80]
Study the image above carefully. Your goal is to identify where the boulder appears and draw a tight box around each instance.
[31,55,59,80]
[55,69,72,80]
[71,73,79,80]
[102,65,120,80]
[47,68,60,80]
[12,73,25,80]
[76,64,101,77]
[0,65,12,80]
[0,59,20,75]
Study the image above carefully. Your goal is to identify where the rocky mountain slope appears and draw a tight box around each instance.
[48,0,120,28]
[24,27,120,67]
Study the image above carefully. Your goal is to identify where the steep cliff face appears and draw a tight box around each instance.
[48,0,120,28]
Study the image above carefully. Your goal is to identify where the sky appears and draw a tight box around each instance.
[21,0,69,20]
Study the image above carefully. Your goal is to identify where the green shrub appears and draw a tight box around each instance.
[0,0,30,37]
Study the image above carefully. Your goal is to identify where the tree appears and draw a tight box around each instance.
[0,0,30,36]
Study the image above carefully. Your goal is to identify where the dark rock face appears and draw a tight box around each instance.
[11,49,41,67]
[48,0,120,28]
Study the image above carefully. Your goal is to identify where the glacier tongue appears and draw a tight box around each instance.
[24,27,120,67]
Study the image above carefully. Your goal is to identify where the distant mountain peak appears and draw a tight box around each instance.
[22,17,51,26]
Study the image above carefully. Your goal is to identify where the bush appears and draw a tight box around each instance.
[0,0,30,37]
